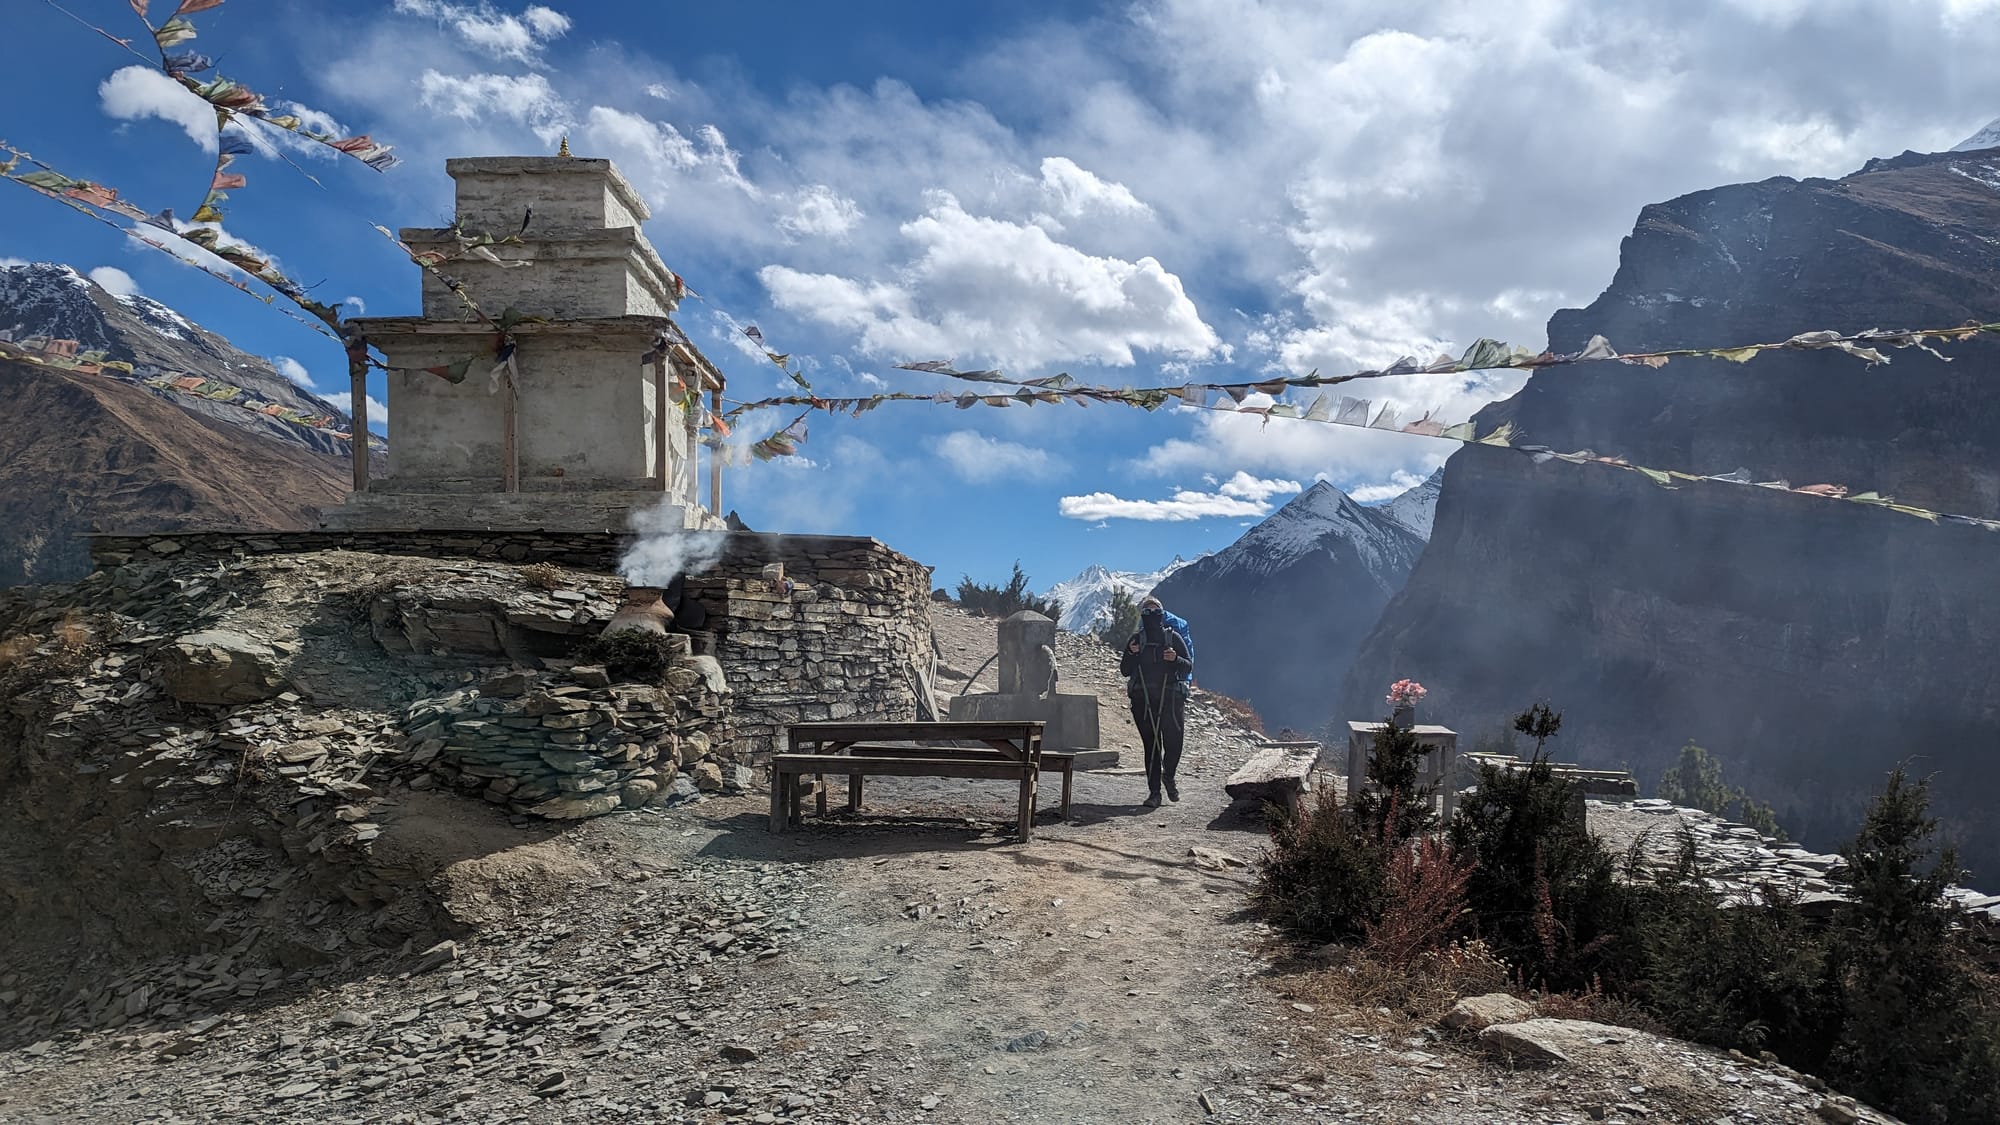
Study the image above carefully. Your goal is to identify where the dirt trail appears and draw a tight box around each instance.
[0,606,1895,1124]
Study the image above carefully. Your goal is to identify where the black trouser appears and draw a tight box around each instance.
[1130,681,1185,795]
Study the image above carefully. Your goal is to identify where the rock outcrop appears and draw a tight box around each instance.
[1346,145,2000,872]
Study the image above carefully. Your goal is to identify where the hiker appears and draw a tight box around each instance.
[1122,595,1193,807]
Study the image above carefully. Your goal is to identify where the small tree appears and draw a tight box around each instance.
[1356,719,1437,844]
[1825,768,2000,1124]
[1514,702,1563,757]
[1658,740,1787,840]
[955,561,1059,618]
[1096,586,1141,648]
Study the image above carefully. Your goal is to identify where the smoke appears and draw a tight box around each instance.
[619,499,727,586]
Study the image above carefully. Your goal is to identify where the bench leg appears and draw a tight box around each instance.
[815,772,827,818]
[768,768,788,833]
[790,774,803,825]
[848,774,863,814]
[1017,768,1037,842]
[1060,766,1073,819]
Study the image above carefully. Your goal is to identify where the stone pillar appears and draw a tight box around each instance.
[997,611,1057,696]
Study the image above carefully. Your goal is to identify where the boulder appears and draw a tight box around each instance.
[691,762,725,792]
[526,793,622,820]
[1441,993,1534,1032]
[161,629,286,705]
[1477,1018,1632,1067]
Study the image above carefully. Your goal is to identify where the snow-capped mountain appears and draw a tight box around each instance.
[1952,117,2000,153]
[1044,556,1198,634]
[1373,467,1444,539]
[1149,479,1428,731]
[0,262,354,454]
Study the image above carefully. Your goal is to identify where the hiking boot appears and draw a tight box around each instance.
[1142,792,1163,808]
[1165,781,1180,803]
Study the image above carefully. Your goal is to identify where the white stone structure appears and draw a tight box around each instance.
[1340,721,1459,819]
[320,155,727,532]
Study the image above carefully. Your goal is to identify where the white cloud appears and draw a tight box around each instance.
[1038,156,1151,218]
[780,185,865,240]
[1211,470,1302,502]
[87,267,141,297]
[932,430,1058,482]
[1347,468,1427,504]
[341,295,367,315]
[392,0,571,65]
[417,70,571,139]
[1058,471,1300,522]
[99,66,217,151]
[270,356,315,388]
[761,193,1219,370]
[323,391,389,428]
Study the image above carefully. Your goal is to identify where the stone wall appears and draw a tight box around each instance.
[404,650,734,819]
[89,529,939,768]
[687,536,937,762]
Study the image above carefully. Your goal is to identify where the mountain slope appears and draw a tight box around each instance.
[0,262,355,455]
[1344,145,2000,871]
[1952,116,2000,152]
[1375,467,1443,538]
[1151,481,1426,731]
[0,359,348,586]
[1044,556,1196,634]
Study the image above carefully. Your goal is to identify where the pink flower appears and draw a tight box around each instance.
[1386,679,1428,707]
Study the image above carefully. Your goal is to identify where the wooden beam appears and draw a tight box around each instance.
[502,370,518,493]
[350,365,368,492]
[654,357,670,492]
[708,387,723,515]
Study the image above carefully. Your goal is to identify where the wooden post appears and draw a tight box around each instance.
[848,774,863,814]
[654,358,670,491]
[708,387,724,515]
[768,766,787,833]
[502,371,518,493]
[350,366,368,492]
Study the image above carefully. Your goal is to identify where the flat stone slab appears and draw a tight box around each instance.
[1224,742,1318,808]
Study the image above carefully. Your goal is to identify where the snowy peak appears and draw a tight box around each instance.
[1044,555,1199,634]
[1377,468,1444,539]
[1952,117,2000,153]
[0,261,353,455]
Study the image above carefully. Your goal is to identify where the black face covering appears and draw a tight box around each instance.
[1142,610,1164,643]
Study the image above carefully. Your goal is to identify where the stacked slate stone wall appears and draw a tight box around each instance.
[91,529,940,769]
[403,647,735,818]
[688,537,936,762]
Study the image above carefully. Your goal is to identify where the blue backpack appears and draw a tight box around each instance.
[1161,609,1194,683]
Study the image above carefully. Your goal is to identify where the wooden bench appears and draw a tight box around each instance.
[772,721,1046,840]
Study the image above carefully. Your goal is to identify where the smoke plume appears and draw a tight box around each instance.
[619,499,726,586]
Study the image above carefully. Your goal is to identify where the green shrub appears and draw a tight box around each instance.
[1448,709,1628,991]
[1355,719,1437,844]
[955,562,1059,618]
[1256,788,1387,941]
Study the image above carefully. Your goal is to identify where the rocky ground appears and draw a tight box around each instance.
[0,598,1905,1124]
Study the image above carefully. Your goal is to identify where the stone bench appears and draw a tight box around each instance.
[1224,741,1319,813]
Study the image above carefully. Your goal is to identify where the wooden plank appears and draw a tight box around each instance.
[848,746,1076,772]
[502,370,518,493]
[654,357,670,492]
[708,388,723,515]
[1017,767,1036,841]
[768,766,787,833]
[349,366,368,492]
[769,755,1040,781]
[788,721,1045,742]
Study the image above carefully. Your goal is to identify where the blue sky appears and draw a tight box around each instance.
[3,0,1997,591]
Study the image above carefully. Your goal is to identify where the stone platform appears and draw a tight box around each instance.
[317,490,709,533]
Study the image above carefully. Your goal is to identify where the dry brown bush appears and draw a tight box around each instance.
[521,562,564,590]
[1366,837,1476,968]
[0,633,38,668]
[1278,939,1512,1036]
[53,612,92,651]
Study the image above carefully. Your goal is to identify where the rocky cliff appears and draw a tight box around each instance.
[1154,480,1426,732]
[1345,145,2000,873]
